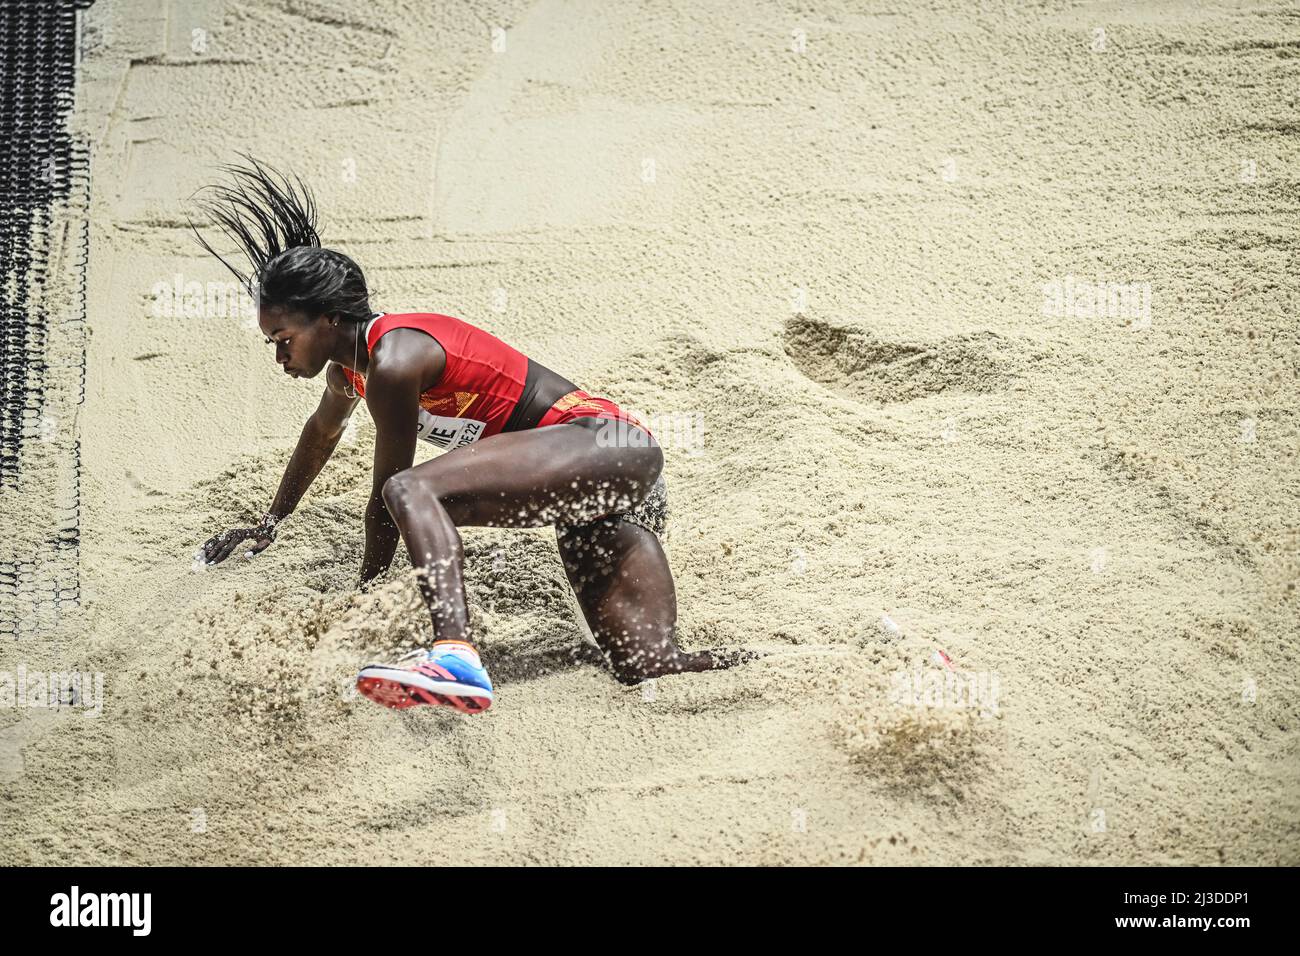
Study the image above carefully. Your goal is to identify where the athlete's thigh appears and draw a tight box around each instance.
[396,419,663,528]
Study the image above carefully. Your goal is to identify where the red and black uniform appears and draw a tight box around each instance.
[341,312,650,450]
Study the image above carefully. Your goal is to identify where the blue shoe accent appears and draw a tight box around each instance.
[424,648,493,696]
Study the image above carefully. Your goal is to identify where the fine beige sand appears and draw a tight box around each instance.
[1,0,1297,865]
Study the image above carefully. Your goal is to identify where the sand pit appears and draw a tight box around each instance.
[1,0,1297,865]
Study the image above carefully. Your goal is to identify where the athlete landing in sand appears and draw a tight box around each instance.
[191,159,752,714]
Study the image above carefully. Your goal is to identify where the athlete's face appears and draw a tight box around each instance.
[258,305,336,379]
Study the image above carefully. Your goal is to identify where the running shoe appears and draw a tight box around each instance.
[356,643,493,714]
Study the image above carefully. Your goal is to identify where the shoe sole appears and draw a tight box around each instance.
[356,665,493,715]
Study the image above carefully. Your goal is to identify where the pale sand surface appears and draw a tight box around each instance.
[0,0,1296,864]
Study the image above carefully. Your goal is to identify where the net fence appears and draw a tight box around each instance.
[0,0,93,642]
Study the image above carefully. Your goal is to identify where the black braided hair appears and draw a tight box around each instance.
[191,155,372,324]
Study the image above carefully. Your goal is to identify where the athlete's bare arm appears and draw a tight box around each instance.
[358,330,447,583]
[196,363,358,566]
[265,362,361,521]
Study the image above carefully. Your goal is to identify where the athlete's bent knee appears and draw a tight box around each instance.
[381,469,432,518]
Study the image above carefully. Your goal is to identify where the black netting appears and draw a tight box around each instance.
[0,0,93,638]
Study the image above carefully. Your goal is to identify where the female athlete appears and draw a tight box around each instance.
[192,159,750,714]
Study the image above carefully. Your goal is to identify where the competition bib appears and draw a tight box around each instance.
[416,409,486,449]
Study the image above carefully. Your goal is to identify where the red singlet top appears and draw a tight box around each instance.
[341,313,528,451]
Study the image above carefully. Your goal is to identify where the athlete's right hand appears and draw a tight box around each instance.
[194,515,279,567]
